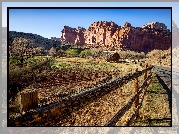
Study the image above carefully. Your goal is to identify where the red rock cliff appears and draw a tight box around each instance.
[118,22,171,53]
[61,26,86,46]
[61,21,171,52]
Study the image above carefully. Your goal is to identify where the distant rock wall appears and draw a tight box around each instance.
[9,21,171,53]
[61,26,86,46]
[61,21,171,53]
[84,21,120,49]
[118,22,171,53]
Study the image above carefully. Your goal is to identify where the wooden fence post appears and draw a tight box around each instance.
[134,68,139,111]
[148,64,152,74]
[20,89,38,113]
[144,64,148,80]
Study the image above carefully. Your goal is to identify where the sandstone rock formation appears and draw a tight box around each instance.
[172,20,179,66]
[61,21,171,53]
[118,22,171,53]
[84,21,120,49]
[61,26,86,46]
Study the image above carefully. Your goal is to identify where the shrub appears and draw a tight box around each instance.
[66,48,80,57]
[49,47,57,57]
[79,49,91,58]
[89,48,104,58]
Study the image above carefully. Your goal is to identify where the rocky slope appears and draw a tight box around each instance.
[61,21,171,53]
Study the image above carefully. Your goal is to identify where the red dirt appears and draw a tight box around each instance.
[32,70,114,106]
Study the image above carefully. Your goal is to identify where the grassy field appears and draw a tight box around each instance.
[8,56,170,126]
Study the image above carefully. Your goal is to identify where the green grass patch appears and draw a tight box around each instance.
[147,77,163,94]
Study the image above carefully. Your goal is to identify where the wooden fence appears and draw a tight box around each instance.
[105,64,153,126]
[9,64,154,126]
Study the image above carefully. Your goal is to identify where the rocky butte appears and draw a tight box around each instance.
[61,21,171,53]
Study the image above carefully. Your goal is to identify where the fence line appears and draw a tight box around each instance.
[105,72,152,126]
[9,64,154,126]
[125,78,152,126]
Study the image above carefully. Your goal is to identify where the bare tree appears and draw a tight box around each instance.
[49,47,57,57]
[9,37,38,64]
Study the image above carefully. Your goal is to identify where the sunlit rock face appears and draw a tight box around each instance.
[61,21,171,52]
[9,20,171,53]
[61,26,86,46]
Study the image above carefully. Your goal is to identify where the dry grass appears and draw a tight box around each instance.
[9,56,170,126]
[9,57,141,117]
[56,57,93,63]
[52,72,147,126]
[58,86,132,126]
[146,48,171,67]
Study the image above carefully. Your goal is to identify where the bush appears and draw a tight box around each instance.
[66,48,80,57]
[79,49,91,58]
[49,47,57,57]
[89,48,104,58]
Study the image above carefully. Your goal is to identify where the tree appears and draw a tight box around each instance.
[9,37,37,64]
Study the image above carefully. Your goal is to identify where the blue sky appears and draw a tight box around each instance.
[2,2,177,39]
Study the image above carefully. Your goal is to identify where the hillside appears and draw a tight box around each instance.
[9,31,61,50]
